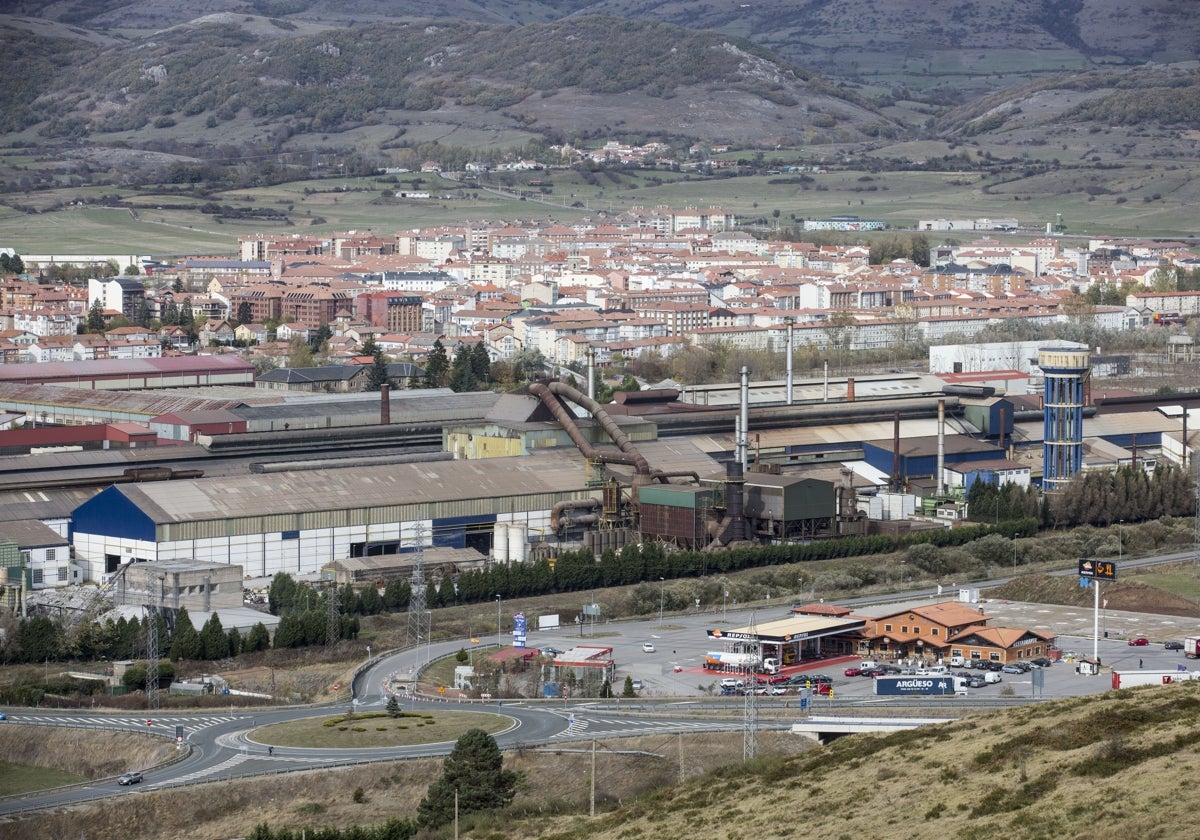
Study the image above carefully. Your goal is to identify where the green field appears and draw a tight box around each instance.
[256,710,510,749]
[0,761,83,795]
[1,148,1197,256]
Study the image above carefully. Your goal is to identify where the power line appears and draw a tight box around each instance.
[743,610,759,761]
[406,523,431,668]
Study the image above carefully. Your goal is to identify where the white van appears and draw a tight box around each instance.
[858,660,879,671]
[983,671,1002,684]
[916,665,948,676]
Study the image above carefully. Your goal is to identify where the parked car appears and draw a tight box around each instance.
[966,676,986,688]
[0,712,6,721]
[117,771,143,786]
[1001,664,1024,674]
[984,661,1005,671]
[1128,637,1150,647]
[720,677,744,690]
[844,666,863,677]
[788,673,831,687]
[1165,641,1184,651]
[1030,657,1053,668]
[540,647,563,657]
[631,679,643,691]
[641,642,656,653]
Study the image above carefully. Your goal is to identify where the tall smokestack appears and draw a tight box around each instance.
[725,459,745,543]
[999,407,1006,452]
[823,359,829,402]
[734,411,741,469]
[937,399,946,495]
[380,383,391,425]
[586,346,595,402]
[892,410,901,490]
[846,377,855,402]
[740,365,750,472]
[785,320,794,406]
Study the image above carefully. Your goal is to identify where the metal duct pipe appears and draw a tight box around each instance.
[823,359,829,402]
[528,381,652,474]
[380,383,390,425]
[560,513,600,529]
[249,451,452,473]
[551,498,602,531]
[937,398,945,495]
[740,366,750,472]
[652,471,701,484]
[846,377,855,402]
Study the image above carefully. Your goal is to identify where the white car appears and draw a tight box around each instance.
[642,642,656,653]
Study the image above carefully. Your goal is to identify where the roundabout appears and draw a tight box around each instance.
[251,710,513,749]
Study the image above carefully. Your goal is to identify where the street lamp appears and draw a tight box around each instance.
[495,594,502,649]
[426,610,433,667]
[1118,520,1124,563]
[658,577,665,628]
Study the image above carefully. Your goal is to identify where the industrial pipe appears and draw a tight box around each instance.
[551,498,602,531]
[528,381,652,474]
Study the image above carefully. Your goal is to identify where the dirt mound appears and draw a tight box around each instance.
[989,574,1200,618]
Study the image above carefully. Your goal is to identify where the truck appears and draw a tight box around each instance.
[704,652,780,674]
[1110,669,1200,689]
[1182,636,1200,658]
[874,675,967,697]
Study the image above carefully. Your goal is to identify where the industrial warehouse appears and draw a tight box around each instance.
[0,342,1197,607]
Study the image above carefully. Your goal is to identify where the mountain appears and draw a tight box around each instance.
[0,14,889,148]
[7,0,1200,103]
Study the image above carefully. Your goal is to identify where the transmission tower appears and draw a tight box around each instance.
[144,575,163,709]
[326,580,341,649]
[743,611,759,762]
[406,524,431,666]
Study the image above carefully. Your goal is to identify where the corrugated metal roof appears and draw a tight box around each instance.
[0,518,69,546]
[0,383,239,416]
[678,374,946,407]
[115,449,591,523]
[0,355,252,383]
[0,487,98,522]
[688,417,969,452]
[234,390,498,423]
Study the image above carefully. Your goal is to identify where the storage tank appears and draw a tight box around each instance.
[494,522,509,562]
[508,523,528,563]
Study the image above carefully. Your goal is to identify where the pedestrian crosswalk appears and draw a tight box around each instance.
[10,713,237,736]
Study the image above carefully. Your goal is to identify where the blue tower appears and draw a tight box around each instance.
[1039,348,1090,492]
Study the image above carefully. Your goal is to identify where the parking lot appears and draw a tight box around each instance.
[521,597,1200,702]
